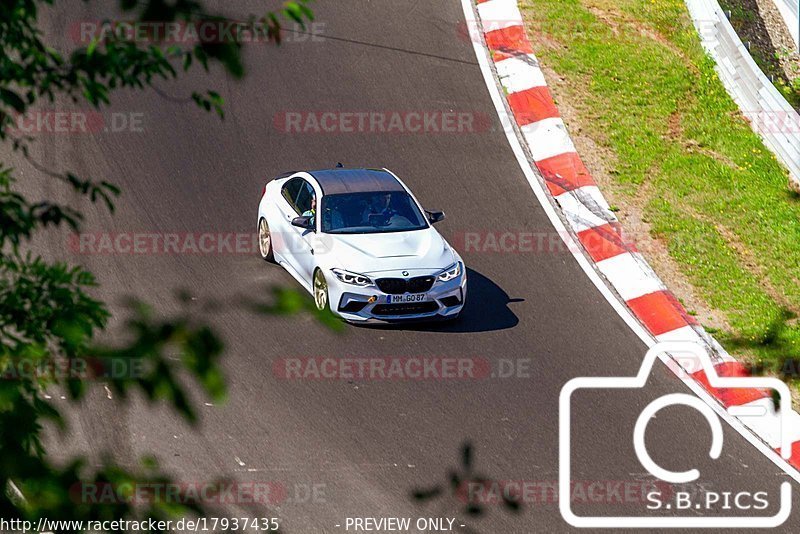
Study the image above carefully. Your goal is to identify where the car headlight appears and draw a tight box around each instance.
[331,268,373,286]
[437,262,462,283]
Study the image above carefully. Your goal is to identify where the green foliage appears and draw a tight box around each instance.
[0,0,315,529]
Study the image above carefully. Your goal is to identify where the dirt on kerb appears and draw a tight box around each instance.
[719,0,800,109]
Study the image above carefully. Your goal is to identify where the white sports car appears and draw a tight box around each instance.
[257,167,467,323]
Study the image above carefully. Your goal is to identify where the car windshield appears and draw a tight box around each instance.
[320,191,429,234]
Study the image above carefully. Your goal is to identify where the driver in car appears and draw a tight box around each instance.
[302,196,316,226]
[362,193,395,225]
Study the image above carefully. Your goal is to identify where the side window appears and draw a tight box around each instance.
[295,181,315,215]
[281,178,303,209]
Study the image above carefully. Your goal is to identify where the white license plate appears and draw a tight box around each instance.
[387,293,426,304]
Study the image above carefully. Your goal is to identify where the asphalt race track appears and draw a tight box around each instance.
[16,0,800,531]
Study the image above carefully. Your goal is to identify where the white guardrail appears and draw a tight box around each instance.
[685,0,800,192]
[770,0,799,47]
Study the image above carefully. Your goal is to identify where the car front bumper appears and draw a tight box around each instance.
[326,269,467,323]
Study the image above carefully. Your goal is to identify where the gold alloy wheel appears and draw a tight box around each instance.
[258,218,272,260]
[314,270,328,311]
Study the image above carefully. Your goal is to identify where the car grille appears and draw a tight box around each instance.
[338,300,368,313]
[375,278,406,294]
[372,302,439,316]
[407,276,435,293]
[376,276,436,294]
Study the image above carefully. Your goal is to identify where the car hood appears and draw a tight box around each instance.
[321,228,456,274]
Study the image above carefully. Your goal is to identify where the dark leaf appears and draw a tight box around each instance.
[0,89,26,113]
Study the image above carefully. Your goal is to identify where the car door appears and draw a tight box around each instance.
[290,180,318,282]
[276,178,306,275]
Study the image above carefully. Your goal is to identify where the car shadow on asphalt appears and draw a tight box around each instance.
[354,268,521,333]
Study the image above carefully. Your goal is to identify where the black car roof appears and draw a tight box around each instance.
[306,168,405,195]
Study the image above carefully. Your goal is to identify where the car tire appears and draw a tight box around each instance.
[313,269,329,312]
[258,217,274,262]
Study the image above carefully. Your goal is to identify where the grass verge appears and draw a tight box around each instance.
[519,0,800,392]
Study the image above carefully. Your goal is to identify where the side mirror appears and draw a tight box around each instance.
[291,216,314,230]
[426,210,446,224]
